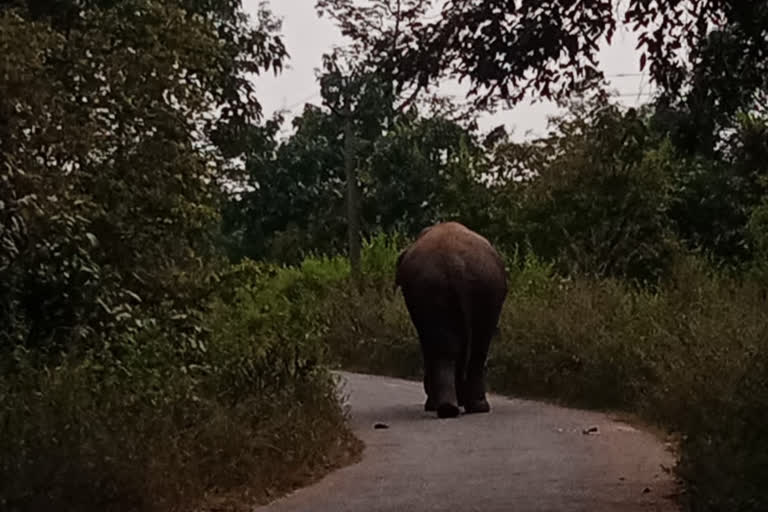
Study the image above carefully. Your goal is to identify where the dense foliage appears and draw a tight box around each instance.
[318,0,768,109]
[1,0,282,357]
[0,2,358,511]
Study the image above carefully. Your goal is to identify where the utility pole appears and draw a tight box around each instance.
[343,102,361,282]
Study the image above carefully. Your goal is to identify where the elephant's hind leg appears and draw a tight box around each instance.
[402,286,462,418]
[431,358,460,418]
[422,334,461,418]
[455,352,468,408]
[423,356,438,411]
[463,312,498,414]
[463,352,491,414]
[465,287,506,415]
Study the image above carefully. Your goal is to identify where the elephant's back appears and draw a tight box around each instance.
[397,222,506,292]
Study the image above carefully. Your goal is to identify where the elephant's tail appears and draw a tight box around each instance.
[455,281,473,382]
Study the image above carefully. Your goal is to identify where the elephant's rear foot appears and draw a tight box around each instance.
[426,396,460,417]
[464,398,490,414]
[437,402,460,418]
[428,359,461,418]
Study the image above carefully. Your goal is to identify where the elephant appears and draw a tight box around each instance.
[394,222,508,418]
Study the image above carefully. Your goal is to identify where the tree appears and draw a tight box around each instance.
[0,0,286,353]
[362,109,491,236]
[318,50,397,277]
[317,1,445,276]
[319,0,768,269]
[225,96,491,264]
[488,93,678,281]
[647,2,768,157]
[646,3,768,264]
[318,0,763,109]
[664,113,768,264]
[317,0,434,108]
[223,105,347,263]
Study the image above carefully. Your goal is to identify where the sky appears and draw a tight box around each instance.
[245,0,656,141]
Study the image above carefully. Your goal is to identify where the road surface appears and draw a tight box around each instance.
[256,372,679,512]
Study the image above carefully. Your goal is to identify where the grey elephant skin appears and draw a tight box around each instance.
[395,222,508,418]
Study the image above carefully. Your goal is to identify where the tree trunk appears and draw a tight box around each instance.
[344,109,361,281]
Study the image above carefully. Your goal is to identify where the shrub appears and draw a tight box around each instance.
[0,262,360,512]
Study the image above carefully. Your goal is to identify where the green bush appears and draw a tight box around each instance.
[361,232,406,284]
[0,262,360,512]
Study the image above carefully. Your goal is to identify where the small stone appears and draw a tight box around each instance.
[582,426,600,435]
[374,422,389,429]
[642,487,652,494]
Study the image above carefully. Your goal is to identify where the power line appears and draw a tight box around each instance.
[279,92,322,113]
[273,73,645,113]
[613,91,655,97]
[605,72,644,78]
[271,85,654,139]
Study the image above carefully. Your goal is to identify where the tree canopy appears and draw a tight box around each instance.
[0,0,286,353]
[317,1,768,111]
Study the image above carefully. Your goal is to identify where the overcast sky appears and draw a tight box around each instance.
[246,0,656,141]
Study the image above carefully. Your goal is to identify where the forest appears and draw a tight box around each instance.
[1,1,767,511]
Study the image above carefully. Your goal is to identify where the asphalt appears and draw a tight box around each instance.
[255,372,679,512]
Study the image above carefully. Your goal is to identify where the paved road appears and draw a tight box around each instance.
[256,372,679,512]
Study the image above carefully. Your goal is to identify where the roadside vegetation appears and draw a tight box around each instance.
[0,2,358,511]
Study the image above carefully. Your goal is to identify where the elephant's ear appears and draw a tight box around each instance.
[393,249,407,290]
[396,249,406,268]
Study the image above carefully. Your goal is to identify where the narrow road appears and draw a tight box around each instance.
[257,372,679,512]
